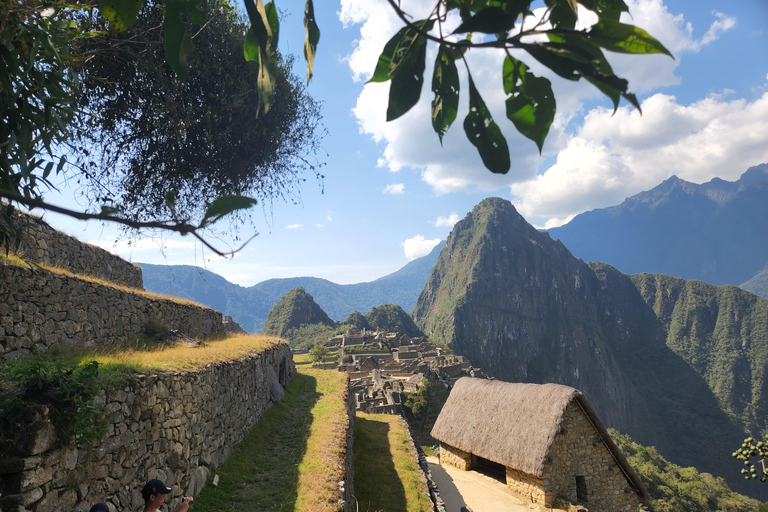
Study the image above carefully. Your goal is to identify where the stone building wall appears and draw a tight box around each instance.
[543,401,641,511]
[504,467,547,506]
[0,343,296,512]
[12,212,143,289]
[0,263,224,359]
[439,443,473,471]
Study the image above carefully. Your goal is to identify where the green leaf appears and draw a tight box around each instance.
[503,56,555,153]
[265,1,279,54]
[244,0,277,113]
[99,205,120,216]
[463,77,510,174]
[588,20,673,56]
[98,0,142,33]
[369,20,435,83]
[431,45,460,144]
[545,0,577,29]
[199,196,258,228]
[243,28,260,62]
[385,21,434,121]
[304,0,320,82]
[579,0,628,21]
[163,0,195,80]
[243,0,270,54]
[453,6,518,34]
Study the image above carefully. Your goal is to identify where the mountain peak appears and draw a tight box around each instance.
[262,287,334,336]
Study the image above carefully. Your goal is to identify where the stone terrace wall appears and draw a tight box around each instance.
[544,401,641,511]
[0,263,224,359]
[12,212,143,289]
[0,343,296,512]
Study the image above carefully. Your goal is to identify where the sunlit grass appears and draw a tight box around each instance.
[0,335,278,391]
[193,367,349,512]
[354,413,432,512]
[1,252,206,308]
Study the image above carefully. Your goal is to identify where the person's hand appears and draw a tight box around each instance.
[174,496,193,512]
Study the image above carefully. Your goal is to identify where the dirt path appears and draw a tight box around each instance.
[426,456,542,512]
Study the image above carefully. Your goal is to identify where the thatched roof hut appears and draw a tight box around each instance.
[431,378,647,503]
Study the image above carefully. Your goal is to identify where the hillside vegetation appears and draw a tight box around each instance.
[609,429,761,512]
[632,273,768,436]
[262,288,335,337]
[414,197,766,499]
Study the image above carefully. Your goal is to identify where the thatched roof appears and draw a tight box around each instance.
[431,378,647,500]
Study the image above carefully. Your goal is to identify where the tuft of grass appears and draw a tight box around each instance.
[1,253,207,309]
[192,367,349,512]
[354,413,432,512]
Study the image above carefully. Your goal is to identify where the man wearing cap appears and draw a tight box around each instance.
[141,479,193,512]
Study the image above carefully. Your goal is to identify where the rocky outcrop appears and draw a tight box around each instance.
[413,197,760,498]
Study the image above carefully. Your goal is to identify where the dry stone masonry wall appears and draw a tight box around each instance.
[544,402,640,511]
[0,343,296,512]
[0,263,224,359]
[12,212,143,289]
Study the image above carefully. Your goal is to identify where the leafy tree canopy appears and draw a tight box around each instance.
[0,0,670,253]
[71,1,324,224]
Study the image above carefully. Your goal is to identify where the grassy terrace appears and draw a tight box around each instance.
[0,335,277,391]
[354,413,432,512]
[193,367,350,512]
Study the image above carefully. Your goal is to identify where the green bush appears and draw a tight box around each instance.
[1,360,105,445]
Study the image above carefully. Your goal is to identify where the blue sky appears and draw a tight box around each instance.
[40,0,768,286]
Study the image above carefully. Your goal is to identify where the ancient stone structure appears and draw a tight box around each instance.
[0,343,295,512]
[0,262,224,359]
[431,378,648,512]
[11,212,143,289]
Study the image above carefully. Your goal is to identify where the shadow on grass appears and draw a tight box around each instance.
[353,417,409,512]
[192,373,321,512]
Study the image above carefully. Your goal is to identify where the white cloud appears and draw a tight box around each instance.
[342,1,737,195]
[401,235,441,261]
[327,211,333,222]
[433,213,460,228]
[316,224,324,228]
[285,224,302,230]
[510,92,768,226]
[383,183,405,195]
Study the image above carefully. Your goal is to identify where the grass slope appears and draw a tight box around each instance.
[193,367,349,512]
[354,413,432,512]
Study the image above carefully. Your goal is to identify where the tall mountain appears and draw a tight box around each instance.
[547,164,768,287]
[262,287,335,337]
[414,197,768,499]
[138,240,444,333]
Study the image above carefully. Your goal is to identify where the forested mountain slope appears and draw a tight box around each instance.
[414,197,767,499]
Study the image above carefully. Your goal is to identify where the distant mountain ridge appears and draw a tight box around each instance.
[548,163,768,289]
[414,197,768,499]
[138,240,445,333]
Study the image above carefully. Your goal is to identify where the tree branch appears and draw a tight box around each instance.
[0,190,255,257]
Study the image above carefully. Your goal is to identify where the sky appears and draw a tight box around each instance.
[38,0,768,286]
